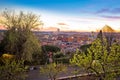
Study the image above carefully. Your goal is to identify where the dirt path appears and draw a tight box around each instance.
[27,69,48,80]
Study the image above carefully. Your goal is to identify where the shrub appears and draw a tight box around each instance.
[0,56,27,80]
[54,57,70,64]
[53,52,64,58]
[40,63,67,80]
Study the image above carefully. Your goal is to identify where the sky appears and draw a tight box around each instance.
[0,0,120,32]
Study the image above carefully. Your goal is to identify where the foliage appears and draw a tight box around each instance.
[0,10,41,62]
[40,63,67,80]
[80,44,91,54]
[2,53,14,59]
[97,30,103,41]
[41,45,61,64]
[53,52,64,58]
[0,56,27,80]
[70,38,120,80]
[31,53,43,65]
[54,57,70,64]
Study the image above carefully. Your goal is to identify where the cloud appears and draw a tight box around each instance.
[95,8,120,20]
[57,22,70,30]
[95,8,110,14]
[100,15,120,19]
[57,23,67,25]
[96,8,120,14]
[112,8,120,13]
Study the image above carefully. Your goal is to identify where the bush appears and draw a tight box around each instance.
[42,45,60,53]
[54,57,70,64]
[40,63,67,80]
[0,56,27,80]
[54,52,64,58]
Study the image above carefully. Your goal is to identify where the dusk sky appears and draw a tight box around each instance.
[1,0,120,31]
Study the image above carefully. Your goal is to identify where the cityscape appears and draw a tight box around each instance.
[31,25,120,54]
[0,25,120,54]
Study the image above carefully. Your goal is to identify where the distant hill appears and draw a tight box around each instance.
[101,25,115,32]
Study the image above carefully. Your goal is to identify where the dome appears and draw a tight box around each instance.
[101,25,115,32]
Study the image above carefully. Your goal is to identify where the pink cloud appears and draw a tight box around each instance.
[100,15,120,19]
[57,23,67,25]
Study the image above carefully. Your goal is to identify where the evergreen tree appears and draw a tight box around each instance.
[97,30,103,41]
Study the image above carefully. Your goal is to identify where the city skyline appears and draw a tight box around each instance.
[0,0,120,32]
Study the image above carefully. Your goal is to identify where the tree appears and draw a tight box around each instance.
[80,44,91,54]
[70,38,120,80]
[42,45,60,53]
[0,10,42,61]
[97,30,116,52]
[41,45,60,64]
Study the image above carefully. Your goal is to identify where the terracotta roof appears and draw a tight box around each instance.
[0,25,6,30]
